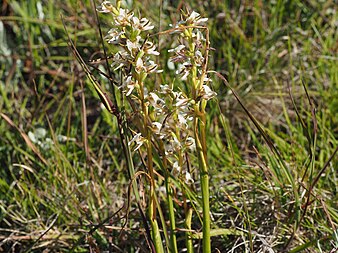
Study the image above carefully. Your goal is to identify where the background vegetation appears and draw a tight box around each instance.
[0,0,337,252]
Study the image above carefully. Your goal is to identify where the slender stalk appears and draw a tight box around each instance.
[165,173,178,253]
[154,191,170,252]
[194,104,211,252]
[185,208,193,253]
[188,23,211,251]
[140,79,164,253]
[159,138,178,253]
[120,114,140,202]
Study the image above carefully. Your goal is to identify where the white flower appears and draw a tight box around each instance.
[174,93,189,107]
[96,1,114,13]
[123,75,137,96]
[172,161,181,175]
[185,171,194,184]
[111,51,130,70]
[143,41,160,56]
[135,58,159,74]
[107,28,125,44]
[171,134,182,152]
[152,122,162,134]
[200,85,217,100]
[168,45,185,53]
[202,75,211,82]
[115,8,134,26]
[185,137,196,151]
[135,57,143,74]
[186,11,208,26]
[169,45,188,63]
[126,36,142,55]
[194,49,204,66]
[176,63,191,80]
[144,60,159,73]
[167,60,175,70]
[148,92,165,108]
[131,16,154,31]
[194,30,206,42]
[159,84,172,94]
[177,113,188,128]
[128,133,146,151]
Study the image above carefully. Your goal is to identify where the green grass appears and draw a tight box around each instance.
[1,0,337,252]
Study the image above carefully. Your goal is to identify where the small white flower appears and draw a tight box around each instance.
[185,171,194,184]
[172,161,181,175]
[115,8,134,26]
[176,63,191,80]
[135,58,143,73]
[126,36,142,55]
[167,60,175,70]
[96,1,113,13]
[148,92,165,108]
[177,113,188,128]
[169,45,188,64]
[171,135,182,152]
[194,50,204,66]
[194,30,206,42]
[128,133,146,151]
[131,16,154,31]
[159,84,172,94]
[174,95,189,107]
[185,137,196,151]
[107,28,125,44]
[186,11,208,26]
[144,60,159,73]
[111,51,130,70]
[123,75,137,96]
[168,45,185,53]
[202,75,211,82]
[140,18,155,31]
[200,85,217,100]
[143,41,160,56]
[134,58,159,74]
[152,122,162,134]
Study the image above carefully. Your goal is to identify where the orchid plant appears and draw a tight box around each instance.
[94,1,216,252]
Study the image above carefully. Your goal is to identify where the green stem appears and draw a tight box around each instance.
[140,79,164,253]
[117,97,140,202]
[185,208,193,253]
[189,29,211,248]
[151,219,164,253]
[123,124,140,202]
[194,103,211,253]
[165,173,178,253]
[154,192,170,252]
[200,167,211,252]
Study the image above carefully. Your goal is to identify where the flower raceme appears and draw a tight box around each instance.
[97,0,216,174]
[97,1,159,96]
